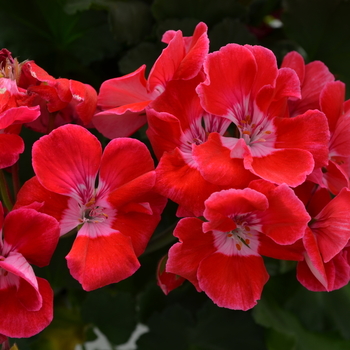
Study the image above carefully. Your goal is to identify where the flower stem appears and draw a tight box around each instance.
[0,169,13,211]
[144,222,178,255]
[11,162,20,200]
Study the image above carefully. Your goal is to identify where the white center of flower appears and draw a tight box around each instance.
[79,197,109,224]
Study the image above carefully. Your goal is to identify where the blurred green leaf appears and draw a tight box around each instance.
[265,329,296,350]
[106,1,154,45]
[322,284,350,340]
[209,17,257,51]
[64,0,95,14]
[81,288,137,345]
[137,304,194,350]
[193,301,266,350]
[283,0,350,92]
[118,41,161,75]
[152,0,246,25]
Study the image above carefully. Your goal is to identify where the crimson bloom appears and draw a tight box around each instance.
[0,203,59,338]
[93,22,209,139]
[297,187,350,291]
[166,180,309,310]
[195,44,330,187]
[15,124,166,291]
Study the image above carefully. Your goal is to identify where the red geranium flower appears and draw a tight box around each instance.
[15,124,166,291]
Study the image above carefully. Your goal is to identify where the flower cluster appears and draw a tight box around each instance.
[1,21,350,341]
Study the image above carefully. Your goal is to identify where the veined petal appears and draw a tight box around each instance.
[193,133,257,188]
[33,124,101,200]
[93,106,148,139]
[249,181,310,244]
[167,218,216,291]
[70,80,97,125]
[198,253,269,310]
[274,110,330,168]
[0,251,41,311]
[148,31,185,93]
[0,105,40,129]
[0,277,53,338]
[66,226,140,291]
[14,176,70,236]
[311,188,350,262]
[154,149,222,217]
[3,208,59,267]
[197,44,257,117]
[320,81,345,133]
[98,137,154,195]
[0,133,24,169]
[244,148,314,187]
[97,65,156,109]
[203,188,268,233]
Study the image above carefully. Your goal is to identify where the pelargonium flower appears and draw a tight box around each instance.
[147,74,256,216]
[195,44,330,187]
[166,180,309,310]
[296,187,350,291]
[93,22,209,139]
[281,51,334,118]
[18,61,97,133]
[0,52,41,168]
[308,81,350,194]
[15,124,167,291]
[0,202,60,338]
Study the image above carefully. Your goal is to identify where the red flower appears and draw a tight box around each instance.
[93,22,209,139]
[0,203,59,338]
[18,61,97,132]
[196,44,330,187]
[297,187,350,291]
[15,125,166,291]
[167,180,309,310]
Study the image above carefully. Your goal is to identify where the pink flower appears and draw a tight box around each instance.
[15,124,166,291]
[166,180,309,310]
[0,202,59,338]
[93,22,209,139]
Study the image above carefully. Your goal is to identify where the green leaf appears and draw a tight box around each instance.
[105,0,153,45]
[193,301,266,350]
[322,284,350,339]
[81,288,137,345]
[283,0,350,93]
[152,0,246,25]
[118,42,162,75]
[137,304,194,350]
[209,18,257,52]
[64,0,95,14]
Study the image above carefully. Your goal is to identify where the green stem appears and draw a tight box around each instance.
[11,162,20,200]
[0,169,13,211]
[144,222,178,255]
[47,112,56,134]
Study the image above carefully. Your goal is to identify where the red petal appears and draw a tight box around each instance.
[0,277,53,338]
[99,137,154,194]
[197,44,257,117]
[97,65,156,109]
[93,107,148,139]
[33,124,101,199]
[66,229,140,291]
[3,208,59,267]
[0,133,24,169]
[167,218,216,291]
[198,253,269,310]
[155,149,222,217]
[311,188,350,262]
